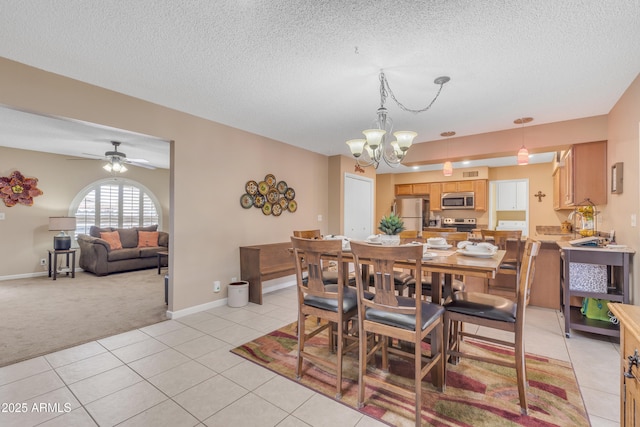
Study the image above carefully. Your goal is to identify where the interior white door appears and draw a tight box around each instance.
[344,173,373,240]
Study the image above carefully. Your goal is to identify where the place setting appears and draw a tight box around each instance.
[456,240,499,258]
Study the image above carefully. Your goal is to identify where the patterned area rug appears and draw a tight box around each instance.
[232,319,589,426]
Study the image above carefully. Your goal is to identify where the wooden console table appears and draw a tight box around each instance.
[239,242,295,304]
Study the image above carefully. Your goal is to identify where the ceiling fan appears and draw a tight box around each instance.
[71,141,156,171]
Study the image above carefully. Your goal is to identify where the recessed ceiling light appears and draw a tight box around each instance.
[462,161,470,165]
[412,166,420,170]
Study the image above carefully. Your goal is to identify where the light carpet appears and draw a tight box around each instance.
[0,269,167,367]
[232,319,590,427]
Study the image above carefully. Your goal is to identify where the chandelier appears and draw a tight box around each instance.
[346,70,450,168]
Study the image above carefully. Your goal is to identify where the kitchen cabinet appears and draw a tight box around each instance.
[496,181,527,211]
[395,183,430,196]
[559,241,633,338]
[474,180,487,211]
[442,180,474,193]
[561,140,607,207]
[608,303,640,426]
[553,166,572,210]
[430,183,441,210]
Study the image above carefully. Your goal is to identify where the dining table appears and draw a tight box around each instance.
[324,242,506,304]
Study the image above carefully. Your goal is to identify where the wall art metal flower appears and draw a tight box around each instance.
[0,170,44,207]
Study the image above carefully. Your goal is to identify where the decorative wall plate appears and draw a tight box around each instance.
[245,180,258,195]
[258,181,269,195]
[272,203,282,216]
[262,202,272,215]
[266,188,279,204]
[288,200,298,212]
[265,174,276,188]
[285,188,295,200]
[240,193,254,209]
[278,197,288,210]
[254,194,265,208]
[277,180,288,194]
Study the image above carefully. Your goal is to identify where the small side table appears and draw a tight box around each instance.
[48,249,76,280]
[157,251,169,274]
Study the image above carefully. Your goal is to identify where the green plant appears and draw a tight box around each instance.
[378,214,405,235]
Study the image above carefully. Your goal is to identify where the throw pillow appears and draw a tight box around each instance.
[100,231,123,250]
[138,231,159,248]
[90,226,113,238]
[116,228,138,248]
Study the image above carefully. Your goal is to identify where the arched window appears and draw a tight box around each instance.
[70,178,162,236]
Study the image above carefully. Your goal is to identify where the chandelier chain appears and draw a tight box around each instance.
[380,71,447,114]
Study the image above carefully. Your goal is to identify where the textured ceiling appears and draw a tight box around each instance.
[1,1,638,173]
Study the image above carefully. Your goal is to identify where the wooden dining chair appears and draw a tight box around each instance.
[480,229,523,296]
[424,227,456,232]
[350,241,445,427]
[399,229,421,244]
[291,236,359,399]
[443,239,540,415]
[407,231,470,301]
[293,229,322,239]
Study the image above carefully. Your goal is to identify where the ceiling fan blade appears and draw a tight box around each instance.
[125,160,156,170]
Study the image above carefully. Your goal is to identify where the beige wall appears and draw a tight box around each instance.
[0,58,329,312]
[0,146,170,277]
[606,73,640,302]
[2,56,639,309]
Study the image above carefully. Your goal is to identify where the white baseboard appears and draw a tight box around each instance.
[166,280,295,319]
[0,271,49,281]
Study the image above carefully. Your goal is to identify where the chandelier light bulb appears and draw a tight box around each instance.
[345,139,367,157]
[393,131,417,151]
[362,129,386,150]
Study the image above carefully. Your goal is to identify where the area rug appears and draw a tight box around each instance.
[232,319,589,426]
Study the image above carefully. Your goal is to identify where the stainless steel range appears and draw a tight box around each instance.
[442,217,477,233]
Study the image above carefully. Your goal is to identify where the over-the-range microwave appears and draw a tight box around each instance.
[441,192,475,210]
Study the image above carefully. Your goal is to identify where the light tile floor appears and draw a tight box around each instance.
[0,286,620,426]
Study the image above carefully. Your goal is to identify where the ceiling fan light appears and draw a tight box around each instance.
[443,160,453,176]
[119,164,127,173]
[517,146,529,165]
[103,163,113,172]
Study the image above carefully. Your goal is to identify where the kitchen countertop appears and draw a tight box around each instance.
[468,232,573,245]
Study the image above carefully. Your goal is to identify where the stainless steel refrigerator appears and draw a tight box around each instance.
[395,197,429,231]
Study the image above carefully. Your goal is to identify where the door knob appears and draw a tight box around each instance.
[624,349,640,379]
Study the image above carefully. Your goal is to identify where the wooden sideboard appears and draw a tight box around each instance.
[608,303,640,426]
[239,242,295,304]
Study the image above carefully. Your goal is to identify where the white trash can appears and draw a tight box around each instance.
[228,281,249,307]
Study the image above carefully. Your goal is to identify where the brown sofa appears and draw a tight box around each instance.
[77,225,168,276]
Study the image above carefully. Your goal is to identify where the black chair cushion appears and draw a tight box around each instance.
[364,296,444,331]
[444,292,517,323]
[499,263,518,271]
[304,284,366,313]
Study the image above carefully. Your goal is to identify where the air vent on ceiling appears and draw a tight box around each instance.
[462,171,479,178]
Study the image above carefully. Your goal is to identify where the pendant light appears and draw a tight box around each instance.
[514,117,533,165]
[441,131,455,176]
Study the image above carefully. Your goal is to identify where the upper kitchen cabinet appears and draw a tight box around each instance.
[496,181,527,211]
[474,179,487,211]
[442,180,474,193]
[395,183,430,196]
[430,183,442,210]
[559,140,607,208]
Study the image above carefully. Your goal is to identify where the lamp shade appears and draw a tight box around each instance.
[49,217,76,231]
[517,146,529,165]
[443,161,453,176]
